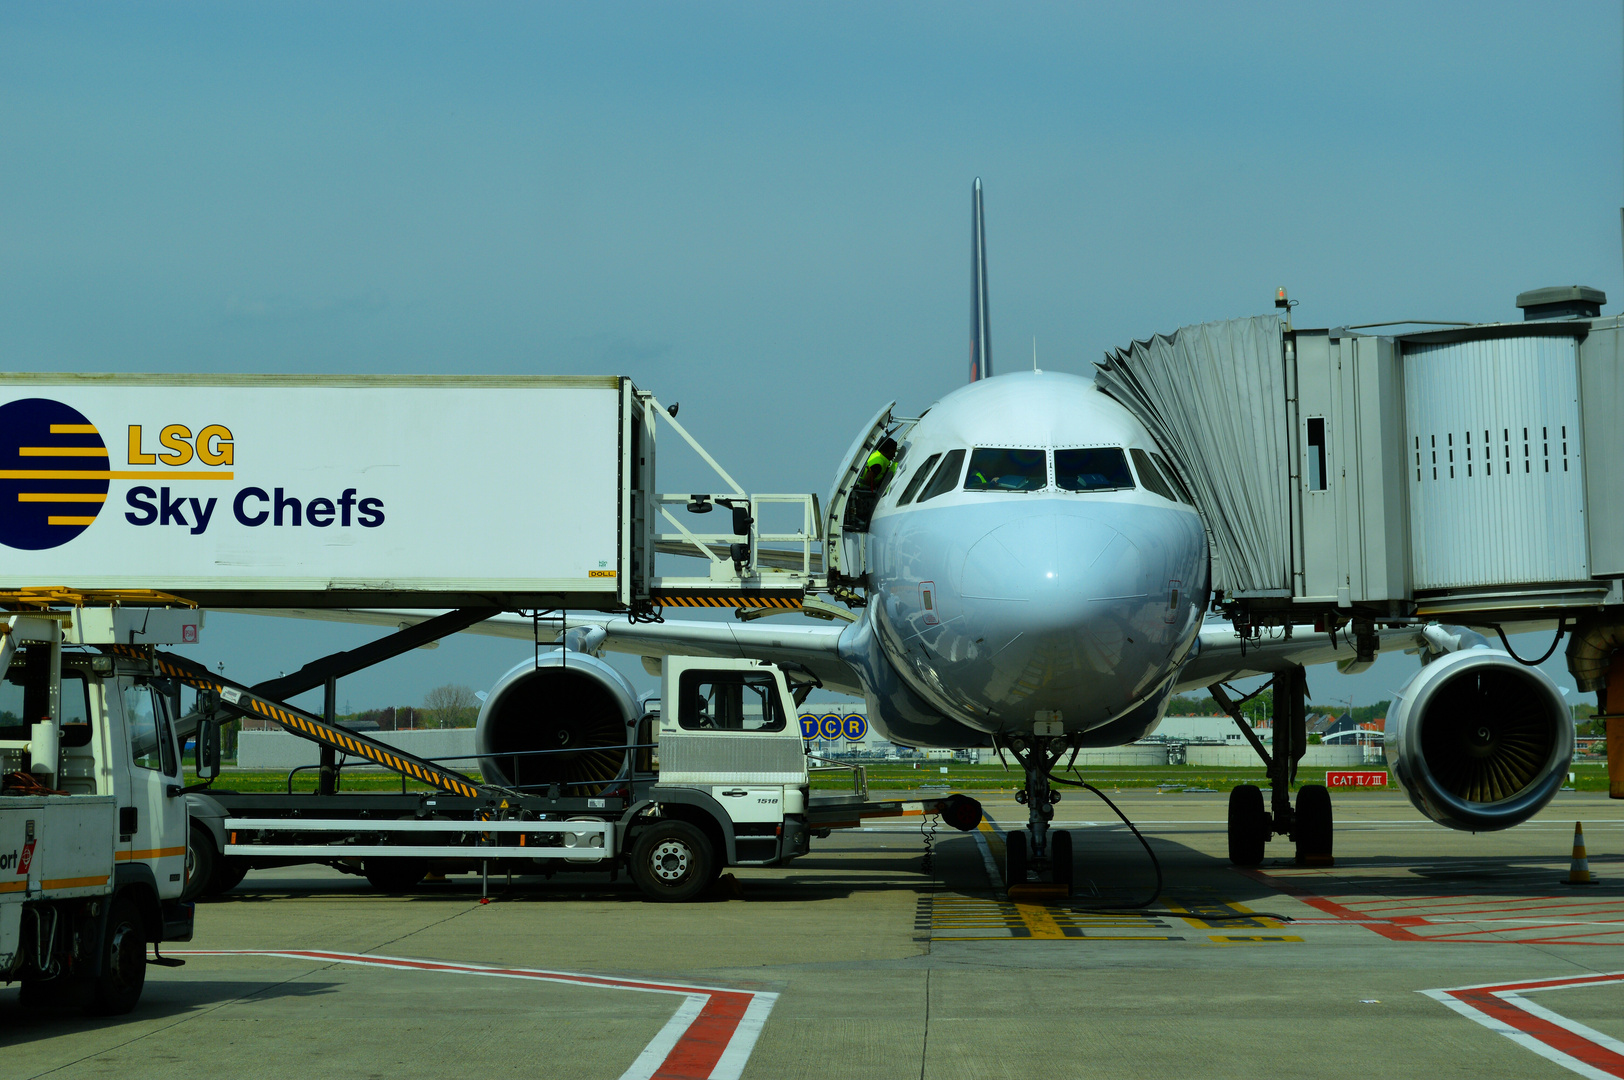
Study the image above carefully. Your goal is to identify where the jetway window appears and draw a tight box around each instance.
[896,453,941,506]
[1055,448,1133,492]
[1306,418,1327,491]
[964,448,1047,492]
[916,449,966,503]
[678,670,786,732]
[1130,449,1180,503]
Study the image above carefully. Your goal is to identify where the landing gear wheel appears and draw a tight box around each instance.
[1050,829,1073,891]
[1004,830,1028,887]
[1227,784,1267,868]
[1294,783,1334,866]
[182,824,217,903]
[629,820,716,903]
[363,858,428,893]
[208,857,249,896]
[85,897,146,1016]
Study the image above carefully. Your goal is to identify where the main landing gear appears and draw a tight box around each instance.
[1212,665,1334,869]
[1001,736,1074,891]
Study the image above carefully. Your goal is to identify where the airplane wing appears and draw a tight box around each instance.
[240,607,1425,707]
[236,608,863,696]
[1174,621,1425,693]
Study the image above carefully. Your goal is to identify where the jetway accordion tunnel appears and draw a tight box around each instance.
[474,651,644,793]
[1095,291,1624,631]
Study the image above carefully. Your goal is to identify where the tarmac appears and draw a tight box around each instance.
[9,788,1624,1079]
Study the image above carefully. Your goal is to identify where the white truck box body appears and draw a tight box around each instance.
[0,375,633,607]
[0,795,116,971]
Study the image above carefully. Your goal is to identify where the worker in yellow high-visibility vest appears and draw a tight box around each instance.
[861,438,898,491]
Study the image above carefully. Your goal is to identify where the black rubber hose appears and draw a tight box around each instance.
[1046,769,1292,922]
[1495,621,1566,667]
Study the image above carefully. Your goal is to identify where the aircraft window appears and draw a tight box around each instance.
[916,449,966,503]
[1151,451,1193,504]
[1054,448,1134,492]
[677,670,786,732]
[964,449,1047,492]
[897,453,941,506]
[1130,448,1180,503]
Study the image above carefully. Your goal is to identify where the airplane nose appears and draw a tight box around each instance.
[960,511,1145,614]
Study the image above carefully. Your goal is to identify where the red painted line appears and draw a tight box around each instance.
[1452,989,1624,1076]
[176,950,777,1080]
[656,992,750,1080]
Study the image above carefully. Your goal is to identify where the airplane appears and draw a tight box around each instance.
[271,180,1575,887]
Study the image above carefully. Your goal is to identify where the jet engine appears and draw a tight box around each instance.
[1386,649,1572,832]
[475,649,642,791]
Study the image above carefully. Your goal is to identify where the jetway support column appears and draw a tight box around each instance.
[318,676,338,797]
[1607,653,1624,799]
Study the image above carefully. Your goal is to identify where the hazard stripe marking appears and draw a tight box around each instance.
[111,645,483,798]
[1425,970,1624,1078]
[171,950,777,1080]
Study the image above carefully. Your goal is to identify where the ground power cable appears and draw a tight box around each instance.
[1045,768,1293,923]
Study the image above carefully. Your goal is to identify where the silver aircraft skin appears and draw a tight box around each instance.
[836,370,1209,749]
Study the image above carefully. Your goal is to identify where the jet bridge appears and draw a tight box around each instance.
[1096,287,1624,637]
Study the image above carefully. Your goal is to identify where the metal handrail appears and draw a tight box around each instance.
[806,754,867,798]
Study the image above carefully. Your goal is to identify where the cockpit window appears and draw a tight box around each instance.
[896,452,941,506]
[1130,448,1180,503]
[1054,448,1134,492]
[916,449,966,503]
[964,449,1047,492]
[1151,451,1192,504]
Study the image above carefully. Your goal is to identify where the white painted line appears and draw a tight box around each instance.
[174,949,778,1080]
[973,828,1002,890]
[1423,970,1624,1079]
[619,994,706,1080]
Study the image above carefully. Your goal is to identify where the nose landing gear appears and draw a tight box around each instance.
[1001,735,1074,891]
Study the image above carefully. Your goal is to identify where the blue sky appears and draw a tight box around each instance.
[2,2,1618,713]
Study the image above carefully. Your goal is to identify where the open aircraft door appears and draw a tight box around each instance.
[825,401,914,587]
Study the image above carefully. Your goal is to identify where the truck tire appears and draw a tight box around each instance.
[629,820,716,903]
[208,857,249,895]
[182,824,217,903]
[85,897,146,1016]
[363,858,428,893]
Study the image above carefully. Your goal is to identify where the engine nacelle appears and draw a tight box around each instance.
[1386,649,1572,832]
[475,649,641,791]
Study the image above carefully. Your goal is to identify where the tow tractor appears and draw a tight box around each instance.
[1,611,197,1014]
[112,633,986,903]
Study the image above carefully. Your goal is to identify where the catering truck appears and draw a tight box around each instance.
[0,373,821,613]
[1,611,196,1014]
[158,644,983,903]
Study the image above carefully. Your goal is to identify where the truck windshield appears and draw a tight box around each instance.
[679,671,786,732]
[964,448,1047,492]
[1055,448,1134,492]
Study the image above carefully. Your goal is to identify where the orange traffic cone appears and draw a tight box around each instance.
[1567,822,1595,886]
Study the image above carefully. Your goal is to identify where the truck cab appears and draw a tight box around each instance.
[0,609,199,1012]
[651,655,811,867]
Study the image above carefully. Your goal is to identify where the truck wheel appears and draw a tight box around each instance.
[182,824,218,903]
[85,897,146,1016]
[208,857,249,895]
[629,821,715,903]
[363,858,428,893]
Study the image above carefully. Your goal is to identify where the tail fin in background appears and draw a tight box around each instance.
[969,178,992,382]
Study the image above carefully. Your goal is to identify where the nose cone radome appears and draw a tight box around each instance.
[953,508,1159,721]
[961,512,1144,614]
